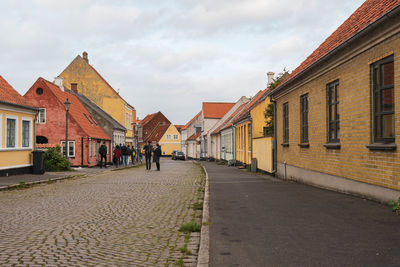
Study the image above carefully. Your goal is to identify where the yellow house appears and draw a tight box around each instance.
[234,90,267,165]
[0,75,37,176]
[159,124,181,156]
[58,52,135,146]
[250,93,274,173]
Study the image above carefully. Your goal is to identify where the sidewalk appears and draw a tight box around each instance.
[0,162,144,190]
[203,162,400,267]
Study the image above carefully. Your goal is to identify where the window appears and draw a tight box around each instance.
[283,102,289,143]
[125,111,133,128]
[372,55,394,143]
[327,80,340,143]
[6,117,17,148]
[61,141,75,157]
[22,120,31,147]
[173,134,179,140]
[36,108,46,124]
[300,94,309,143]
[166,134,171,140]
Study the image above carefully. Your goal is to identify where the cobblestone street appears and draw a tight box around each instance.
[0,159,205,267]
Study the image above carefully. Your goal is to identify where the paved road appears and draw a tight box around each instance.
[0,159,204,266]
[204,162,400,267]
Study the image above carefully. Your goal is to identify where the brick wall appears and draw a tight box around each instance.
[274,31,400,191]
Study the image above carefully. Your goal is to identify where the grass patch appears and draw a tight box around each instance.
[179,220,201,233]
[192,202,203,210]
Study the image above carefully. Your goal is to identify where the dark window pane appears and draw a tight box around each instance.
[375,116,381,138]
[382,61,394,87]
[382,114,394,138]
[382,88,394,112]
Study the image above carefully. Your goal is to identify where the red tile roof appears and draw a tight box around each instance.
[0,75,34,108]
[140,113,157,126]
[233,89,268,124]
[38,78,110,140]
[278,0,400,90]
[182,111,201,130]
[146,124,170,143]
[175,125,184,131]
[187,132,201,141]
[202,102,235,119]
[212,102,248,134]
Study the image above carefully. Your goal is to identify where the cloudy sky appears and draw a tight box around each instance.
[0,0,365,124]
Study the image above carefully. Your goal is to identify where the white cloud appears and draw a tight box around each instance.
[0,0,366,124]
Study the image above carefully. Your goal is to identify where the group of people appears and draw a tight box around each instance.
[98,141,162,171]
[143,141,162,171]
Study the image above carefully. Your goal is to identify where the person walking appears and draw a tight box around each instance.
[113,145,122,168]
[144,141,153,170]
[139,147,143,163]
[153,143,162,171]
[121,144,128,166]
[98,142,108,168]
[131,148,136,165]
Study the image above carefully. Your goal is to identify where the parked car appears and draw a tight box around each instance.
[176,151,185,160]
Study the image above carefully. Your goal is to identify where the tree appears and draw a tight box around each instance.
[264,68,290,136]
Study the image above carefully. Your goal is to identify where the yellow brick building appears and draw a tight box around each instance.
[250,94,274,173]
[58,52,135,146]
[159,124,181,156]
[269,1,400,202]
[0,75,37,176]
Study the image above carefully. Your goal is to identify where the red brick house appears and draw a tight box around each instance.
[24,77,111,167]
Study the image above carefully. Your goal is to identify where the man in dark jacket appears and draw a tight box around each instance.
[144,141,153,170]
[98,142,107,168]
[153,143,162,171]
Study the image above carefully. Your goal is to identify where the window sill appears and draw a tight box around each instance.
[281,143,289,147]
[298,143,310,148]
[324,143,341,149]
[366,143,396,151]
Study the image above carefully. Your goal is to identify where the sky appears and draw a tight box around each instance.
[0,0,365,125]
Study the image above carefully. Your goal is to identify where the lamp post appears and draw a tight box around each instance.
[64,98,71,158]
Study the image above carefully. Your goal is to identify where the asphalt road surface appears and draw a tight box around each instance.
[204,162,400,267]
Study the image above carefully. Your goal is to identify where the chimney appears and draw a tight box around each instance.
[71,83,78,93]
[82,51,89,63]
[267,72,275,87]
[54,76,64,91]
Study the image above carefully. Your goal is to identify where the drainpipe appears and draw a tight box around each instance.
[33,111,38,150]
[270,96,277,176]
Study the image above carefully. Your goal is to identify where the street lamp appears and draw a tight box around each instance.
[64,98,71,158]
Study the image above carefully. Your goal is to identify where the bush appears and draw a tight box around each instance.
[43,146,71,172]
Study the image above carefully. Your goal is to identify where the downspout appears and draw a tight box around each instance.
[232,126,236,162]
[270,96,277,175]
[33,111,38,150]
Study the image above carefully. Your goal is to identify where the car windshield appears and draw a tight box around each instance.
[177,152,184,155]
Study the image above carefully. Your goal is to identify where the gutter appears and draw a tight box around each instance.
[268,3,400,97]
[270,96,277,175]
[0,100,39,112]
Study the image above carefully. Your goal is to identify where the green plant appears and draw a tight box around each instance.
[43,146,71,172]
[192,202,203,210]
[389,197,400,215]
[264,103,274,137]
[178,244,191,255]
[179,220,201,233]
[175,258,184,267]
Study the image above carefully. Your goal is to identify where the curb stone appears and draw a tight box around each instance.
[197,163,210,267]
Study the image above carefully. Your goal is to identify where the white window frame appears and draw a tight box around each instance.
[6,115,18,148]
[173,134,178,140]
[166,134,171,140]
[21,117,33,149]
[36,108,46,124]
[61,141,75,157]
